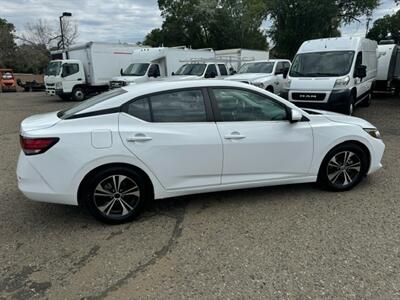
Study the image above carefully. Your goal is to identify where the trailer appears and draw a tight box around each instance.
[215,48,269,71]
[110,47,215,88]
[45,42,141,101]
[375,41,400,95]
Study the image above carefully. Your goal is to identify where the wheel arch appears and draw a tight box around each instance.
[77,162,155,207]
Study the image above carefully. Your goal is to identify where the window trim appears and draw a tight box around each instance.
[122,87,215,123]
[207,86,291,122]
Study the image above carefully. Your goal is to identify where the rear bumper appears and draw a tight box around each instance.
[282,89,351,112]
[17,152,78,206]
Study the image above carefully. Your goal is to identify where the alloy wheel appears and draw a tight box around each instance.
[93,175,141,218]
[326,151,361,188]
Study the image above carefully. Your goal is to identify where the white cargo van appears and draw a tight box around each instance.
[224,59,291,95]
[375,41,400,95]
[282,37,377,115]
[45,42,140,101]
[110,47,215,88]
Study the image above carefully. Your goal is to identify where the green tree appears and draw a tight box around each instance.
[267,0,380,59]
[144,0,268,50]
[0,18,16,68]
[367,10,400,44]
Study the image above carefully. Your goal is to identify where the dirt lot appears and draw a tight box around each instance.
[0,92,399,299]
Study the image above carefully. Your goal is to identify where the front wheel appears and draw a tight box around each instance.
[72,87,86,101]
[342,93,355,115]
[317,143,369,191]
[82,167,150,224]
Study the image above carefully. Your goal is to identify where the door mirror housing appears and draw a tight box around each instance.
[355,65,367,79]
[289,108,303,123]
[120,68,124,76]
[148,65,160,78]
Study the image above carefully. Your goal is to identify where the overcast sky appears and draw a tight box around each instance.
[1,0,399,45]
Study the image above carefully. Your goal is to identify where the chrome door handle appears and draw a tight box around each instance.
[127,134,152,142]
[224,132,246,140]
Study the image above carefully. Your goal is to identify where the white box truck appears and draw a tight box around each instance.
[45,42,141,101]
[375,41,400,95]
[110,47,215,88]
[282,37,377,115]
[215,48,269,71]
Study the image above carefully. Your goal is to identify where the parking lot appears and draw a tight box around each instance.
[0,91,399,299]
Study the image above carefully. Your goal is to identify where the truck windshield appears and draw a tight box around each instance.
[45,61,62,76]
[175,64,206,76]
[290,51,355,77]
[1,72,13,80]
[123,63,149,76]
[238,62,274,74]
[57,89,127,119]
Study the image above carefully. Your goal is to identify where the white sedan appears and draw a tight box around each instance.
[17,80,385,224]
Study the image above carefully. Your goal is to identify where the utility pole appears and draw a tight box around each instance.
[59,12,72,59]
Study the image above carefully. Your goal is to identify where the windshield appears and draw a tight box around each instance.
[290,51,355,77]
[123,63,149,76]
[175,64,206,76]
[45,61,62,76]
[57,89,127,119]
[238,62,274,74]
[1,72,13,80]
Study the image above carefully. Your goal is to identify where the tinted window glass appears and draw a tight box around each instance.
[213,88,287,122]
[58,89,127,119]
[275,62,284,74]
[127,98,151,122]
[63,63,79,76]
[218,64,228,76]
[205,64,217,77]
[238,62,274,74]
[355,52,362,67]
[150,90,207,122]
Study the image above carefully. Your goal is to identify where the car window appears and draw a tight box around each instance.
[275,62,284,75]
[213,88,288,122]
[218,64,228,76]
[63,63,79,76]
[150,89,207,122]
[127,97,151,122]
[205,64,217,77]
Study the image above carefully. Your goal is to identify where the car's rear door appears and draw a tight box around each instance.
[209,87,314,184]
[119,88,223,190]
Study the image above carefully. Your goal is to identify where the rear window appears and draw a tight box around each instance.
[58,89,127,119]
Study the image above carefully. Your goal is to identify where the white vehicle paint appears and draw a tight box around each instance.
[282,37,378,115]
[375,42,400,94]
[215,48,269,71]
[110,47,215,88]
[224,59,291,95]
[17,80,385,224]
[45,42,140,101]
[170,62,230,80]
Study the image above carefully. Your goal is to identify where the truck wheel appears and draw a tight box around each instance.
[342,93,355,115]
[72,87,86,101]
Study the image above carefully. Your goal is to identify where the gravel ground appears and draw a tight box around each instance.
[0,91,399,299]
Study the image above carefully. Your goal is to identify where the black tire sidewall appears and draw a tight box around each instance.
[72,87,85,101]
[318,143,369,191]
[343,93,355,115]
[82,167,148,224]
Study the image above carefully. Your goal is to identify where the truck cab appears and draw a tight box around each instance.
[0,69,17,92]
[224,59,291,95]
[44,60,86,100]
[171,62,229,80]
[110,63,161,89]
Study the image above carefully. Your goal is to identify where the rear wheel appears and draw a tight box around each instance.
[82,166,150,224]
[317,143,369,191]
[72,87,86,101]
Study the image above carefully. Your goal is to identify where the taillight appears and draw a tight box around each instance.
[20,136,59,155]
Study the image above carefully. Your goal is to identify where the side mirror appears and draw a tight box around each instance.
[171,72,175,76]
[355,65,367,79]
[289,108,303,123]
[283,69,289,79]
[120,68,124,76]
[148,66,160,78]
[61,70,66,78]
[230,70,237,75]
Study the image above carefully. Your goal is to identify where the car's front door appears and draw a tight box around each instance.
[210,87,314,184]
[119,88,223,190]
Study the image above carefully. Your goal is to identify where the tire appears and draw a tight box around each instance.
[72,87,86,101]
[317,143,369,191]
[342,93,355,115]
[81,166,150,224]
[266,86,274,94]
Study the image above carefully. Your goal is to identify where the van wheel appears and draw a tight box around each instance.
[266,86,274,93]
[342,93,355,115]
[82,166,150,224]
[317,143,369,191]
[72,87,86,101]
